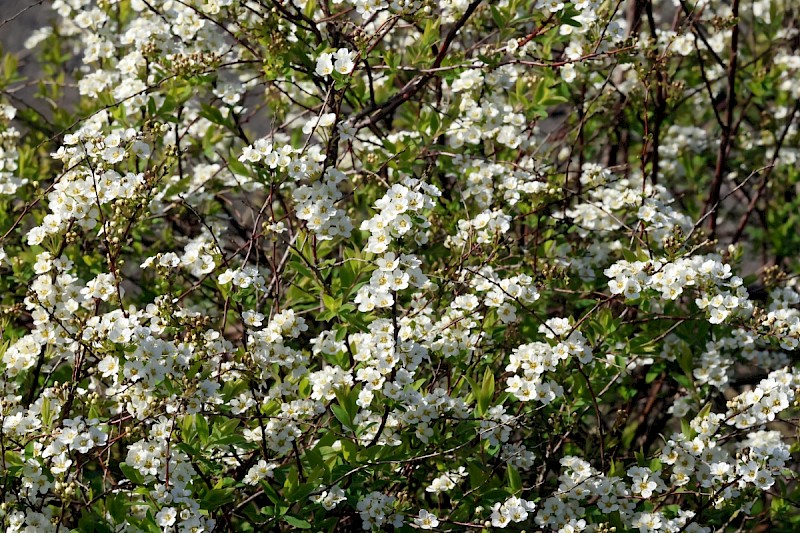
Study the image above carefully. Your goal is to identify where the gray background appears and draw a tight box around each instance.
[0,1,63,123]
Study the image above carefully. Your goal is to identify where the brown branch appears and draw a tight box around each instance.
[730,101,800,244]
[352,0,484,131]
[703,0,740,239]
[0,0,45,31]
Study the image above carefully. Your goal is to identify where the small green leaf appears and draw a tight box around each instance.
[284,516,312,529]
[490,5,506,28]
[331,403,353,430]
[119,463,145,485]
[195,415,210,446]
[507,465,522,492]
[228,157,250,177]
[479,366,495,415]
[201,488,236,510]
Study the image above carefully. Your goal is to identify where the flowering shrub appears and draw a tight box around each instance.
[1,0,800,531]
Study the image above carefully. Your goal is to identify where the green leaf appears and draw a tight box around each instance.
[697,401,713,421]
[507,465,522,492]
[429,111,441,136]
[119,463,145,485]
[420,19,440,49]
[331,403,353,430]
[490,5,507,28]
[228,157,250,177]
[284,516,312,529]
[4,450,24,467]
[322,293,340,313]
[201,488,237,510]
[211,435,248,446]
[287,482,318,503]
[200,103,227,126]
[181,415,196,443]
[107,494,129,523]
[621,422,639,449]
[479,366,495,415]
[213,418,241,439]
[78,511,115,533]
[560,17,582,28]
[680,418,696,439]
[645,369,660,384]
[195,415,210,446]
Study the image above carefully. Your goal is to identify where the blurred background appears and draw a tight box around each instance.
[0,1,63,124]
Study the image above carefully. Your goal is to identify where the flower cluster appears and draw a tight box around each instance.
[606,254,752,324]
[293,167,353,240]
[316,48,356,77]
[354,252,428,311]
[445,209,513,248]
[360,177,439,254]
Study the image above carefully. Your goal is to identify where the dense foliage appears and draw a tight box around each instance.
[1,0,800,531]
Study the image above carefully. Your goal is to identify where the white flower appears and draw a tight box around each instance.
[316,52,334,76]
[50,454,72,474]
[333,48,355,74]
[311,485,347,510]
[156,507,177,528]
[413,509,439,530]
[131,140,151,158]
[218,269,235,284]
[98,356,120,378]
[561,63,577,83]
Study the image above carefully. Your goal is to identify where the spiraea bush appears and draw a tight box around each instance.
[1,0,800,531]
